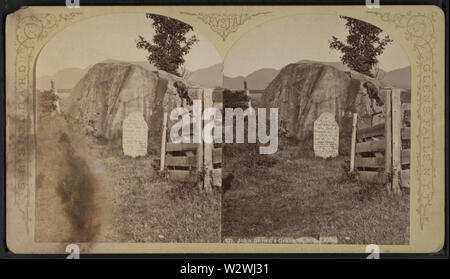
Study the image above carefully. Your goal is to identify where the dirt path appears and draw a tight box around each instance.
[35,112,113,243]
[36,112,220,243]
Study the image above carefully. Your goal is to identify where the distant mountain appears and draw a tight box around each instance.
[36,60,158,90]
[223,75,245,90]
[37,59,217,90]
[222,60,350,91]
[188,64,223,88]
[37,67,87,90]
[381,66,411,90]
[37,58,410,92]
[224,68,280,90]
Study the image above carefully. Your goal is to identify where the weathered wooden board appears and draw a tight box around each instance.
[401,103,411,111]
[196,89,204,190]
[355,156,385,168]
[357,124,385,140]
[356,140,385,153]
[384,89,392,189]
[212,148,222,164]
[392,89,402,193]
[400,90,411,103]
[401,127,410,139]
[401,170,410,188]
[166,155,196,167]
[403,110,411,123]
[166,143,198,152]
[350,113,358,172]
[401,149,410,164]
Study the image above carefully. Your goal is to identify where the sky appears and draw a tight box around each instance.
[37,13,222,77]
[37,13,410,78]
[224,14,410,77]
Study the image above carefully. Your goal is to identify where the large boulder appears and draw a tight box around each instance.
[64,62,185,153]
[262,62,384,141]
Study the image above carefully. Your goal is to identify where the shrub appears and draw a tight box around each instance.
[38,90,58,113]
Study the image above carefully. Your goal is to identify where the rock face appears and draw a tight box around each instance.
[65,62,185,152]
[262,62,383,141]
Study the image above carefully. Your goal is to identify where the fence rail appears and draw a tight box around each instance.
[160,87,222,191]
[351,87,411,193]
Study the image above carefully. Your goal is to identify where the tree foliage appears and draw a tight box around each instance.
[329,16,392,77]
[136,14,199,76]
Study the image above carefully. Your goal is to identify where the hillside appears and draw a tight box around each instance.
[188,63,223,88]
[37,59,411,92]
[381,66,411,90]
[222,60,410,91]
[223,68,279,90]
[37,67,87,90]
[37,60,158,90]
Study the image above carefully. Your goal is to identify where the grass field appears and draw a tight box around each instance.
[36,89,221,243]
[86,138,221,243]
[222,134,409,245]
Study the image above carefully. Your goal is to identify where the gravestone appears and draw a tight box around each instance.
[313,112,339,158]
[122,111,148,157]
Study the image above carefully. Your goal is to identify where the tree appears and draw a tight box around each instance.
[136,14,199,76]
[329,16,392,77]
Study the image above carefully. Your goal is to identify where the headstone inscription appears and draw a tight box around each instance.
[313,112,339,158]
[122,111,148,157]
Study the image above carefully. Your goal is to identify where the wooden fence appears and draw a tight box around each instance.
[394,88,411,190]
[351,87,410,192]
[160,88,222,191]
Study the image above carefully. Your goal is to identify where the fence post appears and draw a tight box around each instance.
[196,89,204,190]
[391,88,402,194]
[203,88,214,192]
[160,111,168,172]
[350,113,358,172]
[384,89,392,191]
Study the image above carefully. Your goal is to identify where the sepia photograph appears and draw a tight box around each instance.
[2,4,445,256]
[221,14,411,245]
[34,12,223,243]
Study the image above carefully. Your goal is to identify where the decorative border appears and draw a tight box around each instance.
[368,11,437,230]
[5,6,444,253]
[180,12,271,41]
[14,11,83,234]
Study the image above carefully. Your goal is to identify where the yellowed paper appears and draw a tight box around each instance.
[5,5,445,254]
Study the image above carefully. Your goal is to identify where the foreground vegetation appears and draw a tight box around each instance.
[37,90,221,243]
[82,136,221,243]
[222,136,409,244]
[222,94,409,245]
